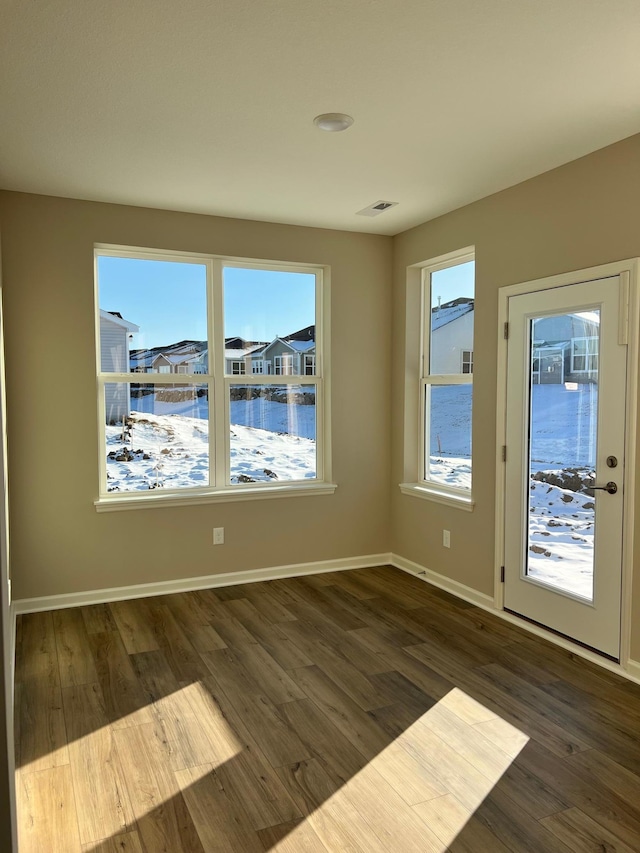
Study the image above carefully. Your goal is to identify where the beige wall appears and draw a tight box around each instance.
[3,134,640,661]
[391,132,640,660]
[0,192,392,600]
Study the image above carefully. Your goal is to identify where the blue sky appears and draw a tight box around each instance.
[431,260,475,308]
[97,256,315,349]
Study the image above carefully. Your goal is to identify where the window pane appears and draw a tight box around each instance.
[527,312,599,601]
[429,261,474,375]
[97,256,207,374]
[229,384,316,483]
[223,267,316,377]
[105,383,209,491]
[425,384,472,489]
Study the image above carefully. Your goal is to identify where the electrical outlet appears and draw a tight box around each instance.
[443,529,451,548]
[213,527,224,545]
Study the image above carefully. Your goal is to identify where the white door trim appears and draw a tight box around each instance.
[495,258,640,667]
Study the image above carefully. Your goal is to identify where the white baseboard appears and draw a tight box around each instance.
[390,553,495,609]
[13,552,393,614]
[626,659,640,685]
[391,552,640,688]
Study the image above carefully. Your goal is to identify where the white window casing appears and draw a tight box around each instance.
[400,247,475,510]
[94,248,334,510]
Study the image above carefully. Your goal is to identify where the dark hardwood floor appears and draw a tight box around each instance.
[14,565,640,851]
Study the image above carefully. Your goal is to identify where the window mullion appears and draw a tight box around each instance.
[210,259,226,488]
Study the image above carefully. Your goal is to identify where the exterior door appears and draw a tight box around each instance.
[504,276,627,659]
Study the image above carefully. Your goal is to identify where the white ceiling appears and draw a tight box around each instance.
[1,0,640,236]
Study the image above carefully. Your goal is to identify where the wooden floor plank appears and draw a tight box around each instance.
[81,830,144,852]
[53,608,100,688]
[88,631,154,729]
[540,806,638,853]
[144,601,211,683]
[257,819,329,852]
[406,642,591,757]
[201,649,312,767]
[62,682,134,846]
[17,611,58,681]
[230,640,307,705]
[113,723,205,853]
[14,566,640,853]
[80,604,118,636]
[108,600,160,655]
[176,763,265,852]
[274,757,385,853]
[18,668,69,773]
[18,765,82,853]
[414,794,512,853]
[131,650,232,772]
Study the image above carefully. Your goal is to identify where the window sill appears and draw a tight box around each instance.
[95,482,338,512]
[399,482,475,512]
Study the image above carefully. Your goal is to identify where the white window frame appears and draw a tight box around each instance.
[252,360,265,374]
[571,336,598,373]
[94,247,334,511]
[304,355,316,375]
[399,247,475,511]
[461,350,473,374]
[229,360,246,375]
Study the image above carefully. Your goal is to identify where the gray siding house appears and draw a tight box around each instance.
[532,312,600,384]
[100,310,139,423]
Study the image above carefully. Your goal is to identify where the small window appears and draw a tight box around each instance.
[421,253,475,495]
[274,354,296,375]
[252,360,264,374]
[571,337,598,373]
[229,360,246,375]
[303,355,316,375]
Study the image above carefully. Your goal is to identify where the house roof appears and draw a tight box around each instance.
[151,352,202,366]
[287,340,315,353]
[224,345,264,359]
[431,301,474,332]
[99,309,139,333]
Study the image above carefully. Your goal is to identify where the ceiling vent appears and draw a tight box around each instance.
[356,200,399,217]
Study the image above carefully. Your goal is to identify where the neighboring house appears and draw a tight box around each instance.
[251,325,316,375]
[224,340,267,375]
[151,350,202,374]
[130,340,207,373]
[532,312,600,384]
[99,310,139,423]
[128,330,316,377]
[430,299,474,375]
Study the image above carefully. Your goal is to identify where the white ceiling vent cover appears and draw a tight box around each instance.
[356,200,399,217]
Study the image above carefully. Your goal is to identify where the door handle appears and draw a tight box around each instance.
[591,481,618,495]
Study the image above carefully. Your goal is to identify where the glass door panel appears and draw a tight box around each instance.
[526,312,599,601]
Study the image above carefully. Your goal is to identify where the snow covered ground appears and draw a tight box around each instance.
[429,383,597,599]
[105,395,316,492]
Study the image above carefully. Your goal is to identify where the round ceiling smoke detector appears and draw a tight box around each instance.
[313,113,354,132]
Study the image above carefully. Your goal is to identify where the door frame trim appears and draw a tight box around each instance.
[495,258,640,669]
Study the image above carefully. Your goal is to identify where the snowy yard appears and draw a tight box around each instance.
[429,383,598,599]
[105,392,316,492]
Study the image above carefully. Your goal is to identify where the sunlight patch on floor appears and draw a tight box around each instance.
[263,688,530,852]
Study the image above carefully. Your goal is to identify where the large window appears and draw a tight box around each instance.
[95,249,330,506]
[420,253,475,497]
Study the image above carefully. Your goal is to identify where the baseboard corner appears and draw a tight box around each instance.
[389,552,495,610]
